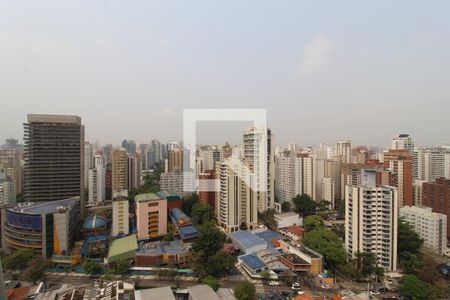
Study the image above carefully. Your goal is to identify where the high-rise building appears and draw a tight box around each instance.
[198,171,216,211]
[216,159,258,232]
[0,181,16,205]
[0,149,23,195]
[23,114,85,213]
[400,206,447,255]
[412,179,427,206]
[275,156,303,203]
[135,193,167,240]
[320,177,335,209]
[84,142,94,189]
[383,149,413,207]
[103,144,113,165]
[422,178,450,239]
[345,170,398,271]
[335,140,352,163]
[167,149,184,173]
[112,148,128,192]
[88,154,105,206]
[198,147,223,172]
[243,127,274,212]
[391,134,414,153]
[112,190,129,237]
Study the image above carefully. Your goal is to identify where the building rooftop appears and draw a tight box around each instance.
[8,197,79,215]
[135,193,163,203]
[107,234,138,263]
[27,114,81,124]
[274,212,299,218]
[240,253,266,271]
[135,287,175,300]
[281,253,310,265]
[216,288,237,300]
[254,230,283,245]
[83,214,107,230]
[188,285,220,300]
[178,225,199,239]
[169,208,192,225]
[231,230,267,249]
[137,240,191,256]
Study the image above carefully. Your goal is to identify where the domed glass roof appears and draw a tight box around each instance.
[83,215,107,230]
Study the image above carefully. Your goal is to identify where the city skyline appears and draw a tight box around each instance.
[1,1,450,146]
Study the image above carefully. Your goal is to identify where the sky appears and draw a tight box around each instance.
[1,0,450,147]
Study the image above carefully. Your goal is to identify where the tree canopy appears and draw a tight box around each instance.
[182,193,199,216]
[399,274,428,300]
[234,281,256,300]
[292,194,317,216]
[192,227,226,258]
[303,215,324,231]
[303,228,347,269]
[258,209,277,229]
[203,275,220,291]
[21,256,51,283]
[398,219,423,256]
[3,248,35,271]
[191,203,214,225]
[281,201,291,212]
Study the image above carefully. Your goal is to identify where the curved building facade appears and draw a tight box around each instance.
[4,197,80,258]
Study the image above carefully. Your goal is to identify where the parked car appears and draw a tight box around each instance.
[291,282,301,290]
[269,281,280,286]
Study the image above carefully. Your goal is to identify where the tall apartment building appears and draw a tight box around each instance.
[167,149,184,173]
[23,114,85,213]
[112,190,129,237]
[383,149,413,207]
[0,181,16,205]
[413,180,427,206]
[391,134,414,153]
[127,155,140,190]
[198,171,216,211]
[216,159,258,233]
[84,142,94,189]
[243,127,274,212]
[400,206,447,255]
[198,147,223,172]
[335,140,352,163]
[135,193,167,240]
[422,178,450,239]
[320,177,335,209]
[112,148,128,192]
[103,144,113,165]
[160,172,195,195]
[345,170,398,271]
[274,155,303,203]
[88,154,105,206]
[0,149,23,195]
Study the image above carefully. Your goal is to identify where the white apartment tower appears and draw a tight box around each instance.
[320,177,335,209]
[400,206,447,255]
[243,127,275,212]
[88,154,105,206]
[345,170,398,271]
[275,156,303,203]
[216,159,258,232]
[391,134,414,153]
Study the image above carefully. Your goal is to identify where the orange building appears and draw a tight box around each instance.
[383,149,413,207]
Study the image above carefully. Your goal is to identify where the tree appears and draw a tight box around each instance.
[203,275,220,291]
[182,193,198,216]
[163,230,175,242]
[303,215,324,231]
[258,209,277,229]
[205,250,235,277]
[234,281,256,300]
[260,271,271,283]
[83,259,102,275]
[398,219,423,256]
[191,203,213,225]
[331,223,344,239]
[303,228,347,269]
[3,248,34,271]
[334,198,345,217]
[21,256,51,283]
[281,201,291,212]
[192,227,226,258]
[399,274,428,300]
[109,259,129,275]
[292,194,317,216]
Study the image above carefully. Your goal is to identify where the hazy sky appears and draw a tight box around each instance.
[1,1,450,147]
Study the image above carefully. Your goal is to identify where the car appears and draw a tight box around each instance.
[291,283,301,290]
[370,290,381,296]
[295,290,305,295]
[268,281,280,286]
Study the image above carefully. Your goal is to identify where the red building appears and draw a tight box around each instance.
[198,171,216,211]
[422,178,450,239]
[383,149,413,207]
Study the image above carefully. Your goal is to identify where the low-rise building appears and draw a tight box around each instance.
[112,191,129,237]
[274,212,303,228]
[106,234,138,264]
[230,230,267,254]
[135,240,192,267]
[278,239,323,274]
[169,208,199,241]
[4,197,80,258]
